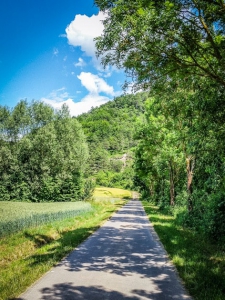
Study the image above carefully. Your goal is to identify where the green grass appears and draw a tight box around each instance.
[0,201,92,237]
[142,201,225,300]
[0,194,127,300]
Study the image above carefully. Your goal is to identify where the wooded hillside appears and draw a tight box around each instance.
[77,92,147,189]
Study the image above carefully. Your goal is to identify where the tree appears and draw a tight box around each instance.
[95,1,225,148]
[18,117,88,201]
[134,97,185,206]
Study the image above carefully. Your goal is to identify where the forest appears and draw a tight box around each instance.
[0,92,147,203]
[77,92,147,189]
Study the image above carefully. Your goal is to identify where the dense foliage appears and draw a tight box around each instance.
[77,92,147,189]
[0,100,90,202]
[95,0,225,243]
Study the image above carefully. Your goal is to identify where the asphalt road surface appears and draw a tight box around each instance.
[18,200,192,300]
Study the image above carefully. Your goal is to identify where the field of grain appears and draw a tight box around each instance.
[0,201,92,237]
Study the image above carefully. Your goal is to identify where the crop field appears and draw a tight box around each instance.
[0,201,92,237]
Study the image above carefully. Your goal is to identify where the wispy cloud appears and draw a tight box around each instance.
[74,57,86,68]
[53,48,59,56]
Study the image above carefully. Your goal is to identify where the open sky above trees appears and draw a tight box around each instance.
[0,0,125,115]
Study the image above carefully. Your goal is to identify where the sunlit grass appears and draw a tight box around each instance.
[0,198,126,300]
[94,187,132,200]
[142,201,225,300]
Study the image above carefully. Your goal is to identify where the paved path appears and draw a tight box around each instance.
[19,200,192,300]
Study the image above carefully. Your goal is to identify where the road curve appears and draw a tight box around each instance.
[18,200,192,300]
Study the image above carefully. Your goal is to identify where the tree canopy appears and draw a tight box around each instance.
[95,0,225,89]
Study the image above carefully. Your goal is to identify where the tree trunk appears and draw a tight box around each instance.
[149,180,154,198]
[169,160,175,206]
[186,155,195,212]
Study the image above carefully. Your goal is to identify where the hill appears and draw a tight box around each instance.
[76,92,148,189]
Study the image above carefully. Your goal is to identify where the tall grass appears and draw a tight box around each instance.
[0,208,92,237]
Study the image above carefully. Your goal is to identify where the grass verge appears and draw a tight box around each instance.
[142,201,225,300]
[0,198,126,300]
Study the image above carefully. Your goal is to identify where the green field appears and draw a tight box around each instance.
[0,187,132,238]
[0,201,92,237]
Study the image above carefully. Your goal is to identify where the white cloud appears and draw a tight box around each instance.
[74,57,86,67]
[65,12,106,59]
[77,72,114,95]
[70,94,109,116]
[41,73,115,117]
[42,93,110,117]
[103,72,112,78]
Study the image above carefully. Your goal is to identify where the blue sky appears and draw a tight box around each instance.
[0,0,125,116]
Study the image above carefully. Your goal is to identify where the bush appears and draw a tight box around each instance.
[82,178,96,200]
